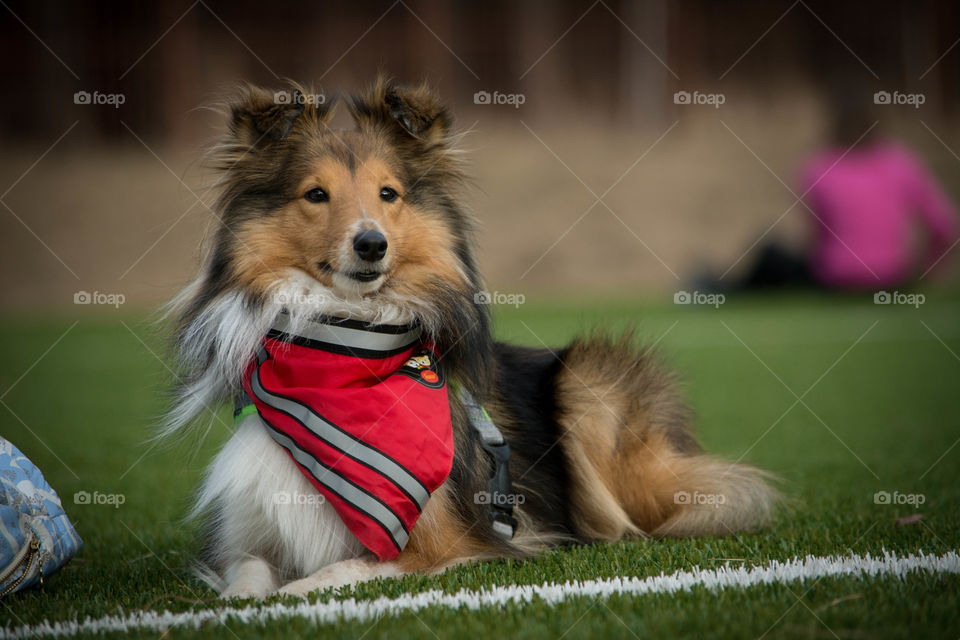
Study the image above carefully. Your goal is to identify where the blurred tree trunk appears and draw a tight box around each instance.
[405,0,456,94]
[159,2,200,144]
[620,0,670,129]
[517,0,565,124]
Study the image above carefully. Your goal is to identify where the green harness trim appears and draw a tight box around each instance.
[234,402,258,423]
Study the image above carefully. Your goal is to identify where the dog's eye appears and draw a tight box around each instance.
[304,188,329,203]
[379,187,399,203]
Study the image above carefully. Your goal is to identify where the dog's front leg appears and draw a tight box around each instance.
[276,558,403,597]
[221,555,280,599]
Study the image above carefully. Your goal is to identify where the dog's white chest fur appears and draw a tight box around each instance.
[200,415,367,587]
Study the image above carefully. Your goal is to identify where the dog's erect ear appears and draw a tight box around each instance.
[383,84,450,141]
[229,84,333,146]
[350,77,451,145]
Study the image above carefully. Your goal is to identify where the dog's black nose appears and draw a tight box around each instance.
[353,230,388,262]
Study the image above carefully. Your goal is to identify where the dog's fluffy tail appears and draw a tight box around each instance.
[651,455,778,537]
[554,333,779,540]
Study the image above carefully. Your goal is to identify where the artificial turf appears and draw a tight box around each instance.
[1,292,957,638]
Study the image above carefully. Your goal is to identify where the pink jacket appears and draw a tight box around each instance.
[799,142,958,288]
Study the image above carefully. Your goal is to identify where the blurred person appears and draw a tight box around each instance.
[710,100,958,292]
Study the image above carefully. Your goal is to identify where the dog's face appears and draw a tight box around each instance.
[167,79,494,436]
[212,80,475,311]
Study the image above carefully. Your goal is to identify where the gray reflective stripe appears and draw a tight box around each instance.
[272,311,422,353]
[459,388,505,446]
[264,423,409,551]
[252,347,430,509]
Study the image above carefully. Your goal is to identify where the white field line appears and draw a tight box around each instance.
[3,549,958,638]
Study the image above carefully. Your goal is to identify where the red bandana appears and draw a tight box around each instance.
[241,311,454,561]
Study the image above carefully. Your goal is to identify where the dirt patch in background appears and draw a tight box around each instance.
[2,95,958,311]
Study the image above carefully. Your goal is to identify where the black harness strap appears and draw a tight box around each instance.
[458,387,519,540]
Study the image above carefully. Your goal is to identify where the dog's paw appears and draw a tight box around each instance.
[276,558,399,598]
[219,557,279,600]
[219,585,263,601]
[275,576,324,599]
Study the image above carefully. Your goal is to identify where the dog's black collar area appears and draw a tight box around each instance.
[267,309,422,359]
[276,308,418,334]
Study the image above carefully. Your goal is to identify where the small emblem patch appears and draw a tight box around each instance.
[395,349,445,388]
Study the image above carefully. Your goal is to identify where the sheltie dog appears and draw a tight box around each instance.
[164,77,776,599]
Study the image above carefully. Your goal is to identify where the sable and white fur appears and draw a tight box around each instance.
[168,278,432,597]
[164,78,778,599]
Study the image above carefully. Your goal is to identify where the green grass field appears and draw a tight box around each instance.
[1,293,958,638]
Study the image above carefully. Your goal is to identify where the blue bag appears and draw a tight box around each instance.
[0,437,82,597]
